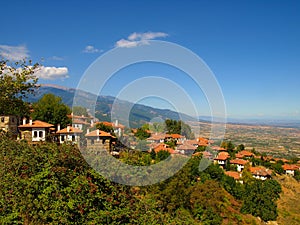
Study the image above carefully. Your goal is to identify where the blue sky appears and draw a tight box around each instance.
[1,0,300,119]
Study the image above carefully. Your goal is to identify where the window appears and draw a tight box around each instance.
[39,131,43,138]
[11,118,15,123]
[33,131,38,137]
[1,117,4,123]
[61,135,65,142]
[72,135,75,141]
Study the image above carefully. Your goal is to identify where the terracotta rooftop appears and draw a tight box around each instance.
[236,150,254,158]
[85,129,113,137]
[250,167,272,176]
[230,159,248,165]
[212,146,227,151]
[73,119,90,125]
[282,164,299,171]
[18,120,54,128]
[177,143,197,151]
[225,171,241,180]
[153,143,175,154]
[214,152,230,161]
[56,126,83,134]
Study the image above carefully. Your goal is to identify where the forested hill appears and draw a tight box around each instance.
[27,84,196,127]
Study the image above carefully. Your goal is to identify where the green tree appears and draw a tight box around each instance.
[72,106,89,117]
[165,119,195,139]
[31,93,71,128]
[134,127,150,140]
[96,122,114,133]
[0,60,39,116]
[241,179,281,221]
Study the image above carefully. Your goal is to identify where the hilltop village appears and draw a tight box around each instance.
[1,110,300,183]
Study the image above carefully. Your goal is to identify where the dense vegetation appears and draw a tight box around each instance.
[0,134,283,224]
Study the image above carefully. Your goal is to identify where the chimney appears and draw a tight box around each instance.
[23,118,26,125]
[29,119,32,126]
[115,119,118,126]
[97,129,99,136]
[91,120,94,127]
[86,128,90,134]
[57,124,60,131]
[67,125,70,133]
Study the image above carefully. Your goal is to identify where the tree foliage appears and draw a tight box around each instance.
[31,93,71,128]
[165,119,195,139]
[0,60,39,116]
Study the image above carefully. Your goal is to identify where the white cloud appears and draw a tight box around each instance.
[0,45,29,61]
[115,32,168,48]
[49,56,64,61]
[82,45,101,53]
[34,66,69,80]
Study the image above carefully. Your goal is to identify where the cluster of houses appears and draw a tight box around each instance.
[1,114,300,181]
[0,114,124,152]
[142,131,300,182]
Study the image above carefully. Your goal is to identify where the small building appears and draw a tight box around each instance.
[56,125,83,144]
[236,150,254,159]
[152,143,176,154]
[0,115,18,137]
[176,143,197,155]
[250,167,272,180]
[18,119,54,142]
[230,159,248,172]
[147,133,165,144]
[225,171,243,184]
[214,152,230,167]
[72,118,90,130]
[85,129,115,152]
[282,164,299,176]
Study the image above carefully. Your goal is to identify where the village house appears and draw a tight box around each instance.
[282,164,299,176]
[230,159,248,172]
[214,152,230,167]
[250,167,272,180]
[95,120,125,137]
[152,143,176,154]
[85,129,115,152]
[235,150,254,159]
[56,125,83,144]
[225,171,243,184]
[0,115,18,138]
[165,133,186,143]
[147,133,165,144]
[18,119,54,142]
[176,142,197,155]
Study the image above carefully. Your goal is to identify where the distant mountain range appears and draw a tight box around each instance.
[27,84,196,128]
[27,84,300,129]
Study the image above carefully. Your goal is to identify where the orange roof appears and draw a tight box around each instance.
[225,171,241,180]
[85,129,113,137]
[73,119,90,125]
[177,143,197,151]
[212,146,227,151]
[282,164,299,171]
[96,121,125,129]
[153,143,175,154]
[236,150,254,158]
[169,133,184,139]
[185,139,198,145]
[56,126,83,134]
[214,152,230,161]
[19,120,54,128]
[147,133,165,141]
[230,159,248,165]
[68,114,89,119]
[202,151,213,158]
[250,167,272,176]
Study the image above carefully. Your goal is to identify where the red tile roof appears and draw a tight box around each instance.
[214,152,230,161]
[236,150,254,158]
[212,146,227,151]
[250,167,272,176]
[282,164,299,171]
[18,120,54,128]
[56,126,83,134]
[85,129,113,137]
[177,143,197,151]
[230,159,248,165]
[153,143,175,154]
[225,171,241,180]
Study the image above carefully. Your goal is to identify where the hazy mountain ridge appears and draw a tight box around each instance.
[27,85,196,127]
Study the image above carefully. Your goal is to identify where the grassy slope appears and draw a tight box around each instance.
[275,175,300,225]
